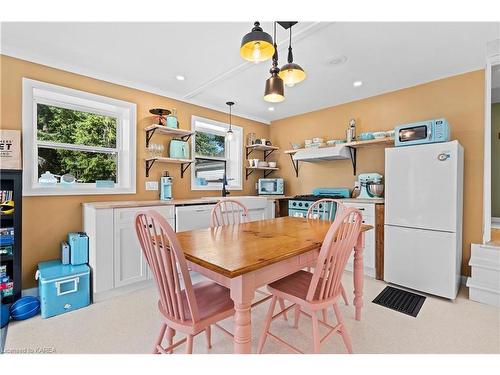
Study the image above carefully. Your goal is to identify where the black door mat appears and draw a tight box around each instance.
[372,286,426,317]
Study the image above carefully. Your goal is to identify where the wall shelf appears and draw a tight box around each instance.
[284,138,394,177]
[245,144,279,179]
[145,124,194,147]
[145,157,194,178]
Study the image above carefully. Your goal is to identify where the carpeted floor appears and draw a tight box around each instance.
[4,273,500,354]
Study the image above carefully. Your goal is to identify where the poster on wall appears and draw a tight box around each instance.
[0,130,22,170]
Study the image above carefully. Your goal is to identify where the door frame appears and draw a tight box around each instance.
[483,52,500,243]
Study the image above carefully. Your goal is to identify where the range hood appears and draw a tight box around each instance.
[292,146,351,162]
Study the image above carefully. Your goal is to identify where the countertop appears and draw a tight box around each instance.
[83,195,293,209]
[338,198,384,204]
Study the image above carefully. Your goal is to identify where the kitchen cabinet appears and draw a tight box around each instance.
[84,203,174,301]
[341,201,384,279]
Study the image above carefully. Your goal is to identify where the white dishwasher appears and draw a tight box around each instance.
[175,204,216,232]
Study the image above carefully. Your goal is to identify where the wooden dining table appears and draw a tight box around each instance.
[176,216,372,354]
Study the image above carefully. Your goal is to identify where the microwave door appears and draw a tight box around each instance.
[260,181,275,193]
[399,125,429,143]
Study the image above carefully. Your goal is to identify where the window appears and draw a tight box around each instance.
[191,116,242,190]
[22,78,136,196]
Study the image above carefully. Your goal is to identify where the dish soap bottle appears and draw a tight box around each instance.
[160,171,173,200]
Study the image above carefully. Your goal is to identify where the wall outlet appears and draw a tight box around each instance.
[145,181,158,191]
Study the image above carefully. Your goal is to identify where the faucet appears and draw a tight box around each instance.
[222,172,230,197]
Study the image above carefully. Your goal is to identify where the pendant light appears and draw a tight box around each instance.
[264,22,285,103]
[226,101,235,141]
[278,25,306,87]
[240,22,275,63]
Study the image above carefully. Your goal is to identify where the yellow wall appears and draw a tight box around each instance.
[0,54,486,286]
[492,103,500,217]
[270,71,485,276]
[0,55,270,288]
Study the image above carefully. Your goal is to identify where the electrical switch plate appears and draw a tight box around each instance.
[145,181,158,191]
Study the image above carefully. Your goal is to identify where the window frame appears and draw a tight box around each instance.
[190,116,243,191]
[22,78,136,196]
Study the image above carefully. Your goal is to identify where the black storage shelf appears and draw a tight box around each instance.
[0,170,22,304]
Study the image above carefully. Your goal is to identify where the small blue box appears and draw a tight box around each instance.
[61,241,70,265]
[68,232,88,265]
[37,260,90,318]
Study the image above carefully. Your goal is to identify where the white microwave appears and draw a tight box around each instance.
[258,178,284,195]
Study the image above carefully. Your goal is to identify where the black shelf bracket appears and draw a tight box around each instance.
[145,159,156,177]
[288,154,300,178]
[246,148,254,159]
[180,161,193,178]
[245,168,254,180]
[347,147,357,175]
[145,128,157,148]
[263,169,275,178]
[263,149,276,160]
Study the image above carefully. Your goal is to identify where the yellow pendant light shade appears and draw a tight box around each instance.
[240,22,275,63]
[278,62,306,87]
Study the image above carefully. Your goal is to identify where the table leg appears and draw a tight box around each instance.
[230,275,255,354]
[353,232,365,321]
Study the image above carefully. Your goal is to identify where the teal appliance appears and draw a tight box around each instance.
[288,188,350,219]
[169,139,189,159]
[67,232,88,265]
[160,172,173,200]
[395,118,450,147]
[36,260,90,318]
[358,173,383,199]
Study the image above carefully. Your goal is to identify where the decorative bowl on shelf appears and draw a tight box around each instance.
[258,161,269,168]
[358,132,375,141]
[268,162,277,168]
[373,131,387,139]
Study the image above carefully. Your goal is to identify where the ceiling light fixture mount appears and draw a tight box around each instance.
[353,80,363,87]
[175,75,185,81]
[240,22,275,63]
[226,101,235,141]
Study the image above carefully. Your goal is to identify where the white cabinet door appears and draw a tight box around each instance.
[265,201,276,219]
[113,207,174,288]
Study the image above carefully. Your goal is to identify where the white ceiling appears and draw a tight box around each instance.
[2,22,499,123]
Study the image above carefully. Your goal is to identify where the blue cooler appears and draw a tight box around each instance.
[36,260,90,318]
[68,232,88,265]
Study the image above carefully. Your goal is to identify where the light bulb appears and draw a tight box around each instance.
[282,69,295,87]
[252,42,262,61]
[226,129,234,141]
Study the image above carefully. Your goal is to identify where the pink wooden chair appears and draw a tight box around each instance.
[135,210,234,354]
[307,199,350,309]
[210,199,288,320]
[257,208,363,354]
[210,199,249,227]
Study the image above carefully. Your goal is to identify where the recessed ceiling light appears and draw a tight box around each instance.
[353,81,363,87]
[175,75,185,81]
[326,55,348,67]
[268,107,275,111]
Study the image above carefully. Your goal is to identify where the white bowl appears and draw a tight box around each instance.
[312,137,324,143]
[268,162,277,168]
[304,139,312,145]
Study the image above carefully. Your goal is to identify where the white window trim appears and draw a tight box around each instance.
[190,115,243,191]
[22,78,137,196]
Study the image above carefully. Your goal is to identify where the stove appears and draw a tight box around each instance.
[288,188,350,219]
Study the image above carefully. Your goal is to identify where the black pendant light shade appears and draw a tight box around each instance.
[240,22,275,63]
[264,67,285,103]
[278,25,306,87]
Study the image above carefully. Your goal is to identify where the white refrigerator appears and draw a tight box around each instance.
[384,140,464,299]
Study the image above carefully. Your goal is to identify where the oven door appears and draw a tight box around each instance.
[396,124,431,146]
[258,179,280,194]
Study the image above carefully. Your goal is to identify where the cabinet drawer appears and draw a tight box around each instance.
[114,205,175,222]
[341,202,375,218]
